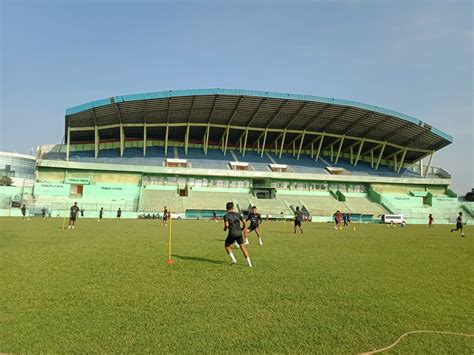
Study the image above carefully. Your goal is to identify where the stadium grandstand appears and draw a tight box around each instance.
[2,88,472,223]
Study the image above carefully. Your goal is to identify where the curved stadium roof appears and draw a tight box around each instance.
[65,88,452,164]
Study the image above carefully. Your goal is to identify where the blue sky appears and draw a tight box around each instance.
[0,0,472,192]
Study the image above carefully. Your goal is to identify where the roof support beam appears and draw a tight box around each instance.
[228,97,244,125]
[260,129,268,157]
[343,111,375,135]
[375,142,387,170]
[265,100,288,128]
[282,102,307,129]
[371,149,374,168]
[354,139,365,167]
[315,133,325,162]
[223,126,231,156]
[164,125,169,156]
[120,124,125,157]
[245,98,266,126]
[94,126,99,159]
[301,104,332,131]
[185,125,190,155]
[66,127,70,161]
[397,147,408,173]
[242,128,249,156]
[207,96,219,124]
[279,129,287,158]
[143,124,147,157]
[319,107,350,132]
[204,124,210,155]
[334,135,345,164]
[297,131,306,160]
[425,151,434,178]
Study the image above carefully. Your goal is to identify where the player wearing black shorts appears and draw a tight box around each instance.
[21,204,27,220]
[162,206,169,227]
[224,202,252,267]
[41,207,47,219]
[451,212,465,237]
[116,208,122,220]
[98,207,104,222]
[244,206,263,245]
[68,202,80,229]
[294,206,303,234]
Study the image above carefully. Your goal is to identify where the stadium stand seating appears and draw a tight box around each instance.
[266,153,329,174]
[343,194,387,215]
[249,198,292,216]
[139,189,184,212]
[233,151,272,171]
[176,147,230,170]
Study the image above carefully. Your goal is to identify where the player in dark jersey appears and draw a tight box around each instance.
[98,207,104,222]
[451,212,465,237]
[116,208,122,220]
[41,207,47,218]
[68,202,80,229]
[162,206,168,227]
[244,206,263,245]
[428,214,434,227]
[21,204,27,220]
[294,206,303,234]
[224,202,252,267]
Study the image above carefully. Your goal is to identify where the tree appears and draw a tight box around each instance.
[0,175,12,186]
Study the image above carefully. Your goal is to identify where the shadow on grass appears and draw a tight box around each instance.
[173,254,227,265]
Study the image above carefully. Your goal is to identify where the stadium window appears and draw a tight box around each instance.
[195,179,202,187]
[202,179,208,187]
[188,178,195,187]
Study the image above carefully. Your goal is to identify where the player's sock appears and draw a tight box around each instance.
[246,257,253,267]
[228,252,237,263]
[68,225,71,229]
[245,239,249,245]
[72,225,75,229]
[258,238,263,245]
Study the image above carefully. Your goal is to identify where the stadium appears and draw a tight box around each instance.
[1,88,468,223]
[1,90,473,353]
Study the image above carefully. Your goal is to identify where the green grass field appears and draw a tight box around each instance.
[1,217,473,353]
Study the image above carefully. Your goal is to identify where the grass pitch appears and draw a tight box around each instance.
[1,218,473,353]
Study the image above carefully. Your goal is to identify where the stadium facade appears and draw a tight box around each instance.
[1,89,472,222]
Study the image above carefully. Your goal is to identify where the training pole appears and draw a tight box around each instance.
[166,208,173,264]
[62,203,67,230]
